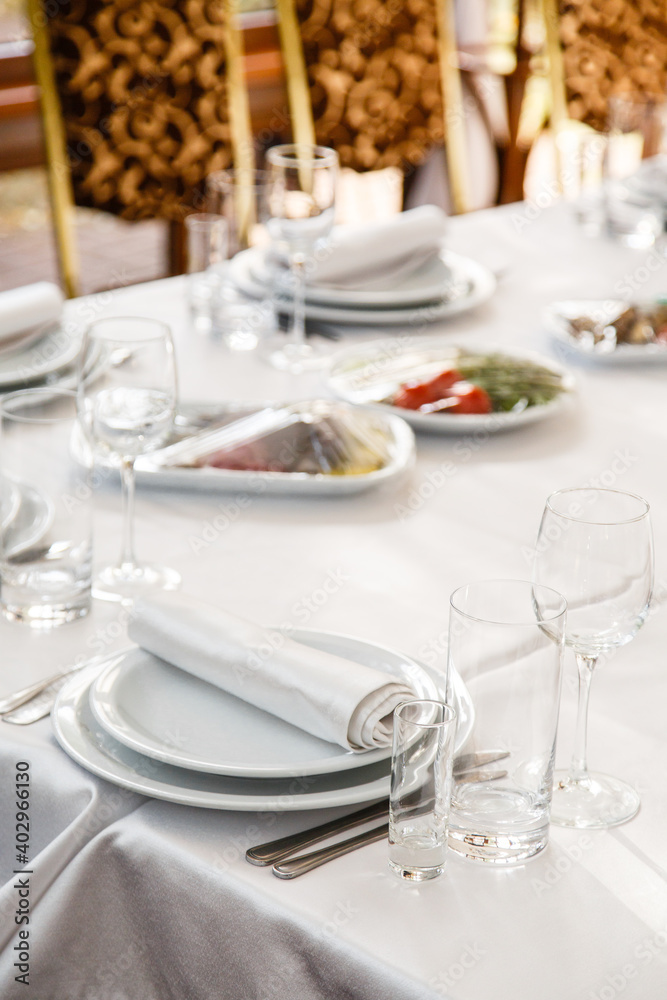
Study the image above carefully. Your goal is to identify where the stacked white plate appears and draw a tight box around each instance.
[0,320,84,391]
[53,628,473,811]
[228,247,496,327]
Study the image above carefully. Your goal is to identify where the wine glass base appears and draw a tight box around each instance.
[550,770,640,829]
[262,336,329,373]
[93,563,181,604]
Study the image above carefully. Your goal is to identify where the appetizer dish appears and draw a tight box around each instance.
[545,299,667,362]
[73,399,415,496]
[327,340,574,435]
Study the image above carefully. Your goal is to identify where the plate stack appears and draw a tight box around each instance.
[53,626,472,811]
[227,207,496,328]
[0,282,84,392]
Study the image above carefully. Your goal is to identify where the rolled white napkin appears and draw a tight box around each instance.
[129,593,415,751]
[0,282,63,344]
[306,204,447,289]
[260,205,447,292]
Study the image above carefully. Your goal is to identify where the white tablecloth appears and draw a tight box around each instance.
[1,202,667,999]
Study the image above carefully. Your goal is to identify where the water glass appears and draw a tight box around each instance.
[206,169,274,351]
[447,580,566,865]
[185,213,229,332]
[604,94,666,248]
[206,168,270,255]
[0,388,92,627]
[389,700,457,882]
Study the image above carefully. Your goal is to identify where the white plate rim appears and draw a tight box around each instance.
[53,657,471,811]
[3,479,55,558]
[0,323,81,387]
[544,300,667,365]
[250,247,469,308]
[229,251,496,326]
[326,338,576,435]
[87,629,442,777]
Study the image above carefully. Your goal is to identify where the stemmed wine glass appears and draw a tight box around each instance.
[263,143,338,373]
[534,487,653,828]
[77,317,180,602]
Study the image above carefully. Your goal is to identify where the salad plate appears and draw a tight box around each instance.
[88,628,466,778]
[327,339,575,435]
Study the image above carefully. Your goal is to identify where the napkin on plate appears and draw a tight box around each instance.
[129,593,416,751]
[266,205,447,292]
[0,282,64,344]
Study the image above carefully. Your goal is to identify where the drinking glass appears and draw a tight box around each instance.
[77,317,180,603]
[263,143,338,373]
[604,94,666,248]
[206,167,271,255]
[206,168,275,351]
[185,213,229,333]
[447,580,566,864]
[534,488,653,828]
[389,700,457,882]
[0,388,92,627]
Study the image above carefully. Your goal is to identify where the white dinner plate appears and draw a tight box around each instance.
[544,300,667,365]
[0,323,82,388]
[88,628,472,778]
[228,250,496,326]
[249,247,466,308]
[2,479,55,558]
[327,339,576,435]
[54,650,472,811]
[75,400,416,497]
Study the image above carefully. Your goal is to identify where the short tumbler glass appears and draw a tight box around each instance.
[0,388,92,626]
[389,699,457,882]
[447,580,566,865]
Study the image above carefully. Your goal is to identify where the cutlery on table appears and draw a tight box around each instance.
[246,750,510,870]
[272,823,390,879]
[0,647,132,719]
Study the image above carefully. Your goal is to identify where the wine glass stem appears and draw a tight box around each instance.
[119,456,138,570]
[289,252,307,348]
[570,654,596,781]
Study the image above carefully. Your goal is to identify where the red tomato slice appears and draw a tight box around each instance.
[420,382,492,415]
[392,368,463,410]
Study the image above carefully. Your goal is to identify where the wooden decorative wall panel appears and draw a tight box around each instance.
[48,0,234,220]
[560,0,667,130]
[295,0,445,171]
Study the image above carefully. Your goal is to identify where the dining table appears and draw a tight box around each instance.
[1,199,666,1000]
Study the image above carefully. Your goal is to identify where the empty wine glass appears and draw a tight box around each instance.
[534,487,653,828]
[263,143,338,373]
[77,317,180,602]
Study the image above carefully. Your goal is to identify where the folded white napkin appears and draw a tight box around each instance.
[306,205,447,289]
[0,282,63,344]
[129,593,415,751]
